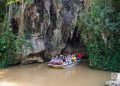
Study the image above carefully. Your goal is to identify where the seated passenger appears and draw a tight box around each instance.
[72,54,77,62]
[63,55,67,62]
[67,54,72,64]
[77,53,83,61]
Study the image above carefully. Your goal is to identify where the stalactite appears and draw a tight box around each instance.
[19,0,25,36]
[50,0,57,27]
[51,29,62,47]
[8,4,13,23]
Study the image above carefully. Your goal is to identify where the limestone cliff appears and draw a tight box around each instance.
[10,0,86,57]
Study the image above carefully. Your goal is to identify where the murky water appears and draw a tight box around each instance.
[0,62,111,86]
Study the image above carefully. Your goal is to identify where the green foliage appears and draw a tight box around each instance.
[0,19,29,68]
[6,0,20,5]
[0,0,7,22]
[0,20,16,67]
[6,0,32,5]
[78,0,120,72]
[0,0,33,68]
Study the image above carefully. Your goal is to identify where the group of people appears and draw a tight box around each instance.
[49,53,83,65]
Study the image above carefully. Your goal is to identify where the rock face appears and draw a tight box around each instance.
[24,0,85,56]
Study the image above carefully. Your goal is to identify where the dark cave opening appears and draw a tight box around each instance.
[11,18,19,36]
[61,26,88,59]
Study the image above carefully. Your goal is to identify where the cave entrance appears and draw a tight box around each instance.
[62,26,88,60]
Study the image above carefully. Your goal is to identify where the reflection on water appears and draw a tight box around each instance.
[0,62,111,86]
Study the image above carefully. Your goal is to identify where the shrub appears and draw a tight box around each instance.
[0,20,29,68]
[0,20,16,67]
[78,0,120,72]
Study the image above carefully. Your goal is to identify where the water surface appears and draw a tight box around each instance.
[0,62,111,86]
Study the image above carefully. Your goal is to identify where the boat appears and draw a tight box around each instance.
[48,53,82,69]
[48,62,79,69]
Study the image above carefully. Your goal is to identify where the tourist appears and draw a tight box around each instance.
[72,54,77,62]
[67,54,72,64]
[77,53,83,61]
[63,55,67,62]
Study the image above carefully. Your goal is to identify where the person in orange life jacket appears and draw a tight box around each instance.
[77,53,83,61]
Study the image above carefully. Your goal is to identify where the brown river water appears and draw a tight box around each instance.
[0,62,111,86]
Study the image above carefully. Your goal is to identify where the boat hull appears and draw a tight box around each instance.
[48,62,78,69]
